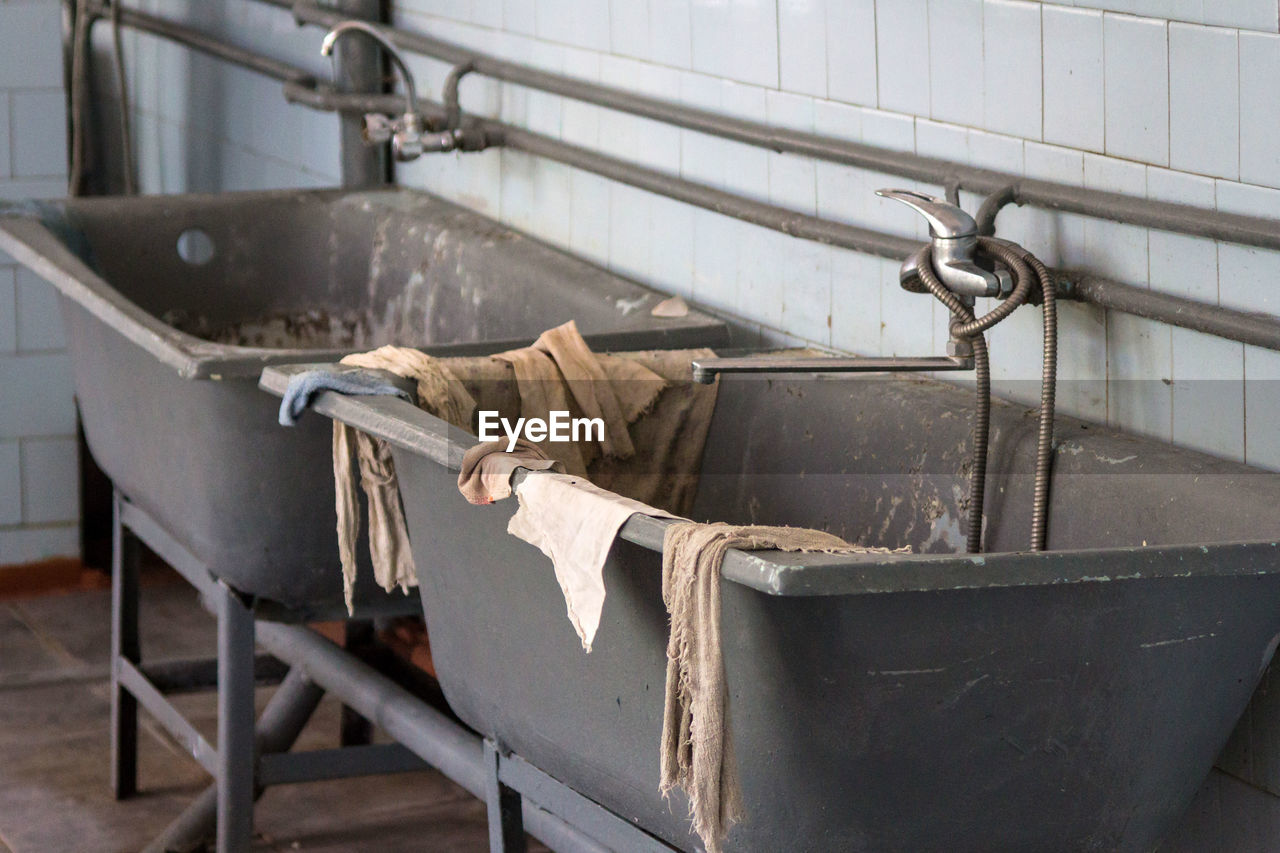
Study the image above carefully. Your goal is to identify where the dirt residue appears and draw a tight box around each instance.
[169,307,378,349]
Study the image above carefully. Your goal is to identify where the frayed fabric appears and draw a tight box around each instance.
[659,522,903,853]
[332,346,475,613]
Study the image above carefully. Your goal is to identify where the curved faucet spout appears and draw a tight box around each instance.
[321,20,419,118]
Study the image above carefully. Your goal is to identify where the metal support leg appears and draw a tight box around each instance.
[216,582,257,853]
[340,619,375,746]
[144,668,326,853]
[111,492,139,800]
[485,740,527,853]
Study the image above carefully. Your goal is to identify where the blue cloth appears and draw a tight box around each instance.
[279,367,413,426]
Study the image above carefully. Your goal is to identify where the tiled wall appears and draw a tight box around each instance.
[0,0,78,565]
[110,0,1280,469]
[380,0,1280,469]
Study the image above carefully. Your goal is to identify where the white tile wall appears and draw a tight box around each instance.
[1073,0,1277,33]
[0,0,79,565]
[1239,33,1280,188]
[0,442,21,527]
[1104,13,1169,166]
[10,89,67,178]
[1169,23,1239,180]
[1042,7,1104,151]
[20,438,79,526]
[0,93,10,180]
[690,0,779,88]
[875,0,930,116]
[50,0,1273,493]
[15,268,66,351]
[983,0,1042,140]
[778,0,827,97]
[0,268,16,353]
[0,1,62,89]
[927,0,983,127]
[825,0,877,107]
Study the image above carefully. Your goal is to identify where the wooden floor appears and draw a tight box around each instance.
[0,576,519,853]
[8,570,1280,851]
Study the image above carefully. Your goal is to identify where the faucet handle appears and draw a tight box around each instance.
[875,189,977,239]
[877,188,1008,300]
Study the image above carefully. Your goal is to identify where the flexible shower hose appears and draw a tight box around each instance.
[914,238,1058,553]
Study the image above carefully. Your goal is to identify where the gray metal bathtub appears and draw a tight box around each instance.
[0,188,725,608]
[261,363,1280,851]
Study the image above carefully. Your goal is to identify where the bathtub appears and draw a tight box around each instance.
[0,188,725,609]
[263,362,1280,850]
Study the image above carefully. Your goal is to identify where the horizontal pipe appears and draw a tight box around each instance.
[499,125,920,259]
[256,620,486,798]
[92,4,1280,354]
[257,744,427,786]
[255,621,608,853]
[93,2,314,85]
[690,354,974,384]
[1071,275,1280,351]
[288,2,1280,253]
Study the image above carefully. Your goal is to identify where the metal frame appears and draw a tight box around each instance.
[111,491,429,852]
[112,491,676,852]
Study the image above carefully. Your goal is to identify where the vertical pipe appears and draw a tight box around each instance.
[110,492,140,799]
[334,0,387,188]
[216,583,257,852]
[339,619,375,746]
[485,740,528,853]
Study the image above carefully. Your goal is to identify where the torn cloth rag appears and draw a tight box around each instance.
[331,346,476,614]
[659,523,904,853]
[492,320,667,475]
[507,472,679,651]
[457,438,564,505]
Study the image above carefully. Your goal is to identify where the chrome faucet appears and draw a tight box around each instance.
[877,190,1011,303]
[691,190,991,384]
[321,20,465,160]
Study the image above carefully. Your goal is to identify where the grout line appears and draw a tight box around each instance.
[1163,18,1171,168]
[774,0,782,90]
[871,0,880,110]
[0,662,110,692]
[6,601,81,669]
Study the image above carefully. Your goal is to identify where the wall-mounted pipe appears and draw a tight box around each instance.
[286,2,1280,254]
[85,3,1280,356]
[332,0,388,188]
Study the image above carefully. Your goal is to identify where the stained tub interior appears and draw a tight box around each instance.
[58,188,704,351]
[683,372,1280,554]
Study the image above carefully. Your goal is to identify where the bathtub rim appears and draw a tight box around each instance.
[260,362,1280,599]
[0,188,725,381]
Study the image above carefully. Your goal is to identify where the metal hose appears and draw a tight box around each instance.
[1022,249,1058,551]
[109,0,137,194]
[914,238,1058,552]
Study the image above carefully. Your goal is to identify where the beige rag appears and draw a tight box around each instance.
[508,473,679,651]
[333,346,476,613]
[659,522,904,853]
[480,342,720,650]
[492,320,667,475]
[457,438,563,505]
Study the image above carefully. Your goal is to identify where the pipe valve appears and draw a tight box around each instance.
[876,189,1011,302]
[323,21,432,161]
